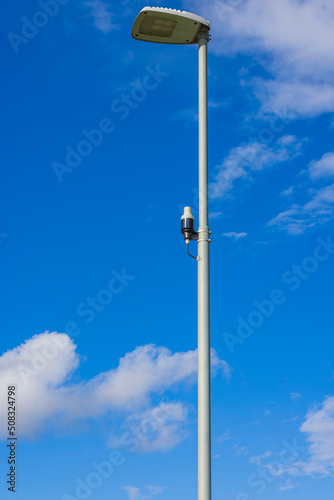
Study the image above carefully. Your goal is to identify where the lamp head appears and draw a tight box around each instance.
[132,7,210,45]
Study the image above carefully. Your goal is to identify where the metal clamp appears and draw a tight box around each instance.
[197,238,212,244]
[197,228,212,243]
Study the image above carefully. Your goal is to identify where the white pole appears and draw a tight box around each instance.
[198,34,211,500]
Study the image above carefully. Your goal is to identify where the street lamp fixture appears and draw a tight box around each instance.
[132,7,210,44]
[132,7,212,500]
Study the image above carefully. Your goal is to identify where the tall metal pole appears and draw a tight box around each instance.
[198,34,211,500]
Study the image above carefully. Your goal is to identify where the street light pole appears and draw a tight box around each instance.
[197,33,211,500]
[131,9,212,500]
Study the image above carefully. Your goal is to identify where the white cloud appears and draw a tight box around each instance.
[208,100,230,109]
[232,444,248,456]
[285,396,334,477]
[222,231,247,240]
[253,79,334,119]
[268,183,334,234]
[217,431,230,442]
[209,211,223,219]
[122,485,164,500]
[209,135,303,199]
[300,397,334,473]
[291,392,302,401]
[183,0,334,118]
[174,107,198,123]
[123,486,141,500]
[308,152,334,180]
[280,186,294,197]
[249,451,273,466]
[108,401,190,453]
[268,147,334,234]
[243,397,334,480]
[84,0,118,33]
[278,479,296,491]
[143,485,165,498]
[0,332,230,448]
[0,332,79,437]
[175,101,228,124]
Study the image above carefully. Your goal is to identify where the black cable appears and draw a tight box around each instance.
[187,243,198,260]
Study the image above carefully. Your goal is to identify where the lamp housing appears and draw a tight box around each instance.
[132,7,210,45]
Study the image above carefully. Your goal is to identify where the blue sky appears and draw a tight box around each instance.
[1,0,334,499]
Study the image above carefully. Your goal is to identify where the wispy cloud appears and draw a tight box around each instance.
[84,0,118,33]
[208,100,230,109]
[278,479,297,491]
[123,486,141,500]
[174,107,198,123]
[217,431,230,443]
[249,451,273,466]
[308,152,334,180]
[268,150,334,234]
[291,392,302,401]
[280,186,294,197]
[108,402,189,453]
[267,185,334,234]
[143,485,165,499]
[232,444,248,456]
[174,101,227,124]
[122,485,164,500]
[209,211,223,219]
[222,231,247,240]
[209,135,303,200]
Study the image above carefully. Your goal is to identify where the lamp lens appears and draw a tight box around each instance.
[139,16,177,37]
